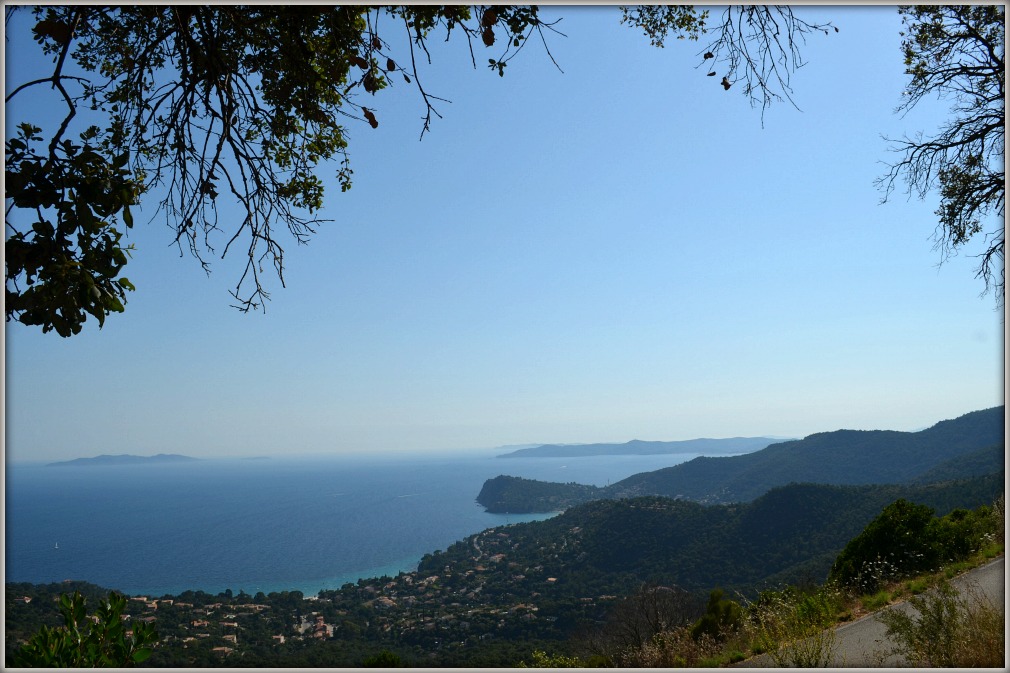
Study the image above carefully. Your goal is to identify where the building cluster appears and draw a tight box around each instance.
[120,596,282,658]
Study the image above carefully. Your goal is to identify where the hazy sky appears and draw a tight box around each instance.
[4,6,1003,463]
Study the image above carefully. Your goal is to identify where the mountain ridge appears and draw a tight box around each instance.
[497,436,784,458]
[477,406,1005,512]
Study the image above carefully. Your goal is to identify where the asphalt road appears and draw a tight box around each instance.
[740,555,1005,667]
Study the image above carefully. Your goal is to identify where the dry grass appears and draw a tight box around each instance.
[611,625,723,667]
[951,582,1005,667]
[745,587,841,667]
[874,578,1004,667]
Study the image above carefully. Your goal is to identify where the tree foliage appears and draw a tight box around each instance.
[878,5,1005,304]
[7,5,997,337]
[690,588,743,642]
[11,590,158,667]
[828,498,1000,593]
[5,5,838,336]
[621,5,836,114]
[5,122,139,336]
[5,5,557,332]
[361,648,404,667]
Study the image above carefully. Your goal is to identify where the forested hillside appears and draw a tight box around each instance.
[908,442,1004,484]
[462,473,1004,599]
[478,406,1004,512]
[7,473,1001,667]
[477,476,603,513]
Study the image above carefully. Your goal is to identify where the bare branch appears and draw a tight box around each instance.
[697,6,835,120]
[881,5,1004,306]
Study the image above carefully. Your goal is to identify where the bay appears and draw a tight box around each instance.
[4,451,697,597]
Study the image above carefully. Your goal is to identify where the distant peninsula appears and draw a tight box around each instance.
[46,454,199,467]
[497,436,784,458]
[478,406,1005,512]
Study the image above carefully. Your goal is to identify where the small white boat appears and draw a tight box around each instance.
[54,542,59,549]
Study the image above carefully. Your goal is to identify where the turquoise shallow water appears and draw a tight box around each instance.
[5,451,695,596]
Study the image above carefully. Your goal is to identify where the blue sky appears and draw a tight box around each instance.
[4,6,1003,463]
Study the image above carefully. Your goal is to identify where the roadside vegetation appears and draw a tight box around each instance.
[521,494,1004,667]
[873,578,1004,667]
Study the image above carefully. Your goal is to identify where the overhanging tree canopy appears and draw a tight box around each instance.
[5,5,1002,337]
[879,5,1004,305]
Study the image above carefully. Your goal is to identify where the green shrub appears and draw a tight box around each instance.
[519,649,586,668]
[830,499,938,592]
[11,591,157,667]
[747,586,840,667]
[691,589,743,642]
[929,506,994,562]
[861,589,892,612]
[831,498,1001,594]
[361,649,403,667]
[875,579,1004,666]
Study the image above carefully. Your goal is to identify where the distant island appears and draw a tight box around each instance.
[46,454,199,467]
[497,436,784,458]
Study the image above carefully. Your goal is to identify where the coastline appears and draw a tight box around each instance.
[5,454,680,597]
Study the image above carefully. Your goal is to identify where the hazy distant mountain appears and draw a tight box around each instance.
[477,406,1005,512]
[46,454,199,467]
[497,437,784,458]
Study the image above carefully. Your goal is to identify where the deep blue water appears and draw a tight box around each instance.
[5,452,696,597]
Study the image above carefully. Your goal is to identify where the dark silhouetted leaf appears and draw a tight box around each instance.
[33,19,70,45]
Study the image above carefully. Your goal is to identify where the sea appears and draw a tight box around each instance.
[5,451,699,598]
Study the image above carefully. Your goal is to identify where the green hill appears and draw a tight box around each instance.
[477,406,1004,512]
[477,476,602,513]
[446,474,1004,600]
